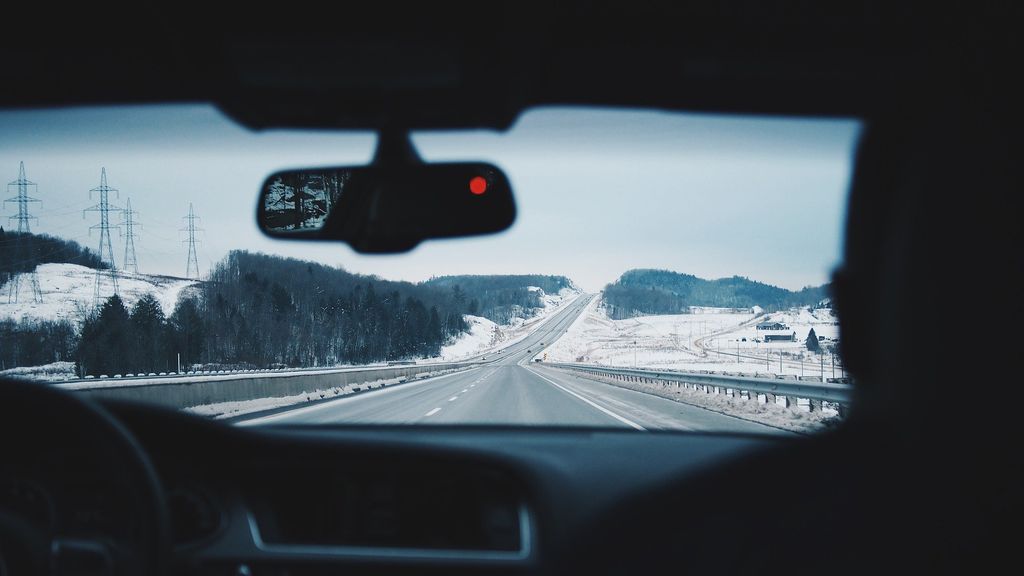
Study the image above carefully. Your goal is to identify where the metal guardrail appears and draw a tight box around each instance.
[544,362,853,404]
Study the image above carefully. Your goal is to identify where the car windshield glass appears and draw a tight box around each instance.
[0,105,860,434]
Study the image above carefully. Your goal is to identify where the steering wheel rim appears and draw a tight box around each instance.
[0,377,168,576]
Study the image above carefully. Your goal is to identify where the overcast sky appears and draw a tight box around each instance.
[0,105,860,293]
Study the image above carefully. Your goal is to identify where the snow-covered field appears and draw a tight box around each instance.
[0,263,198,324]
[435,287,580,361]
[545,295,844,377]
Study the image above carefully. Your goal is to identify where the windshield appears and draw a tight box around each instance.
[0,105,860,434]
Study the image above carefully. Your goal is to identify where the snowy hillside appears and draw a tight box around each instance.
[436,286,580,361]
[0,263,199,324]
[545,295,841,377]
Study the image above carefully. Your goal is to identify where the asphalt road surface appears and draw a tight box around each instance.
[239,295,783,433]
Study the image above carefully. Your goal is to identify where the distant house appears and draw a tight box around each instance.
[756,321,795,342]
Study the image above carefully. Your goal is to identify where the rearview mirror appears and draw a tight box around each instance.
[258,163,516,253]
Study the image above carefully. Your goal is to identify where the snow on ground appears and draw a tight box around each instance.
[561,369,841,434]
[432,287,580,362]
[55,363,422,389]
[186,377,402,419]
[543,295,845,432]
[0,361,76,381]
[185,367,467,419]
[545,295,844,378]
[0,263,198,325]
[438,315,500,360]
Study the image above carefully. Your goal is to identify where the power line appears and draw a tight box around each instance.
[122,197,140,275]
[83,167,122,305]
[5,162,43,304]
[180,202,203,279]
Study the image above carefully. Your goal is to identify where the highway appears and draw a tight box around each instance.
[239,295,785,433]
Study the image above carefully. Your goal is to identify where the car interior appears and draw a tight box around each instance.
[1,2,1019,575]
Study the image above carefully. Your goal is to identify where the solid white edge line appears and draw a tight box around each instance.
[527,368,647,431]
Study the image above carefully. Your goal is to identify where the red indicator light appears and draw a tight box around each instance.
[469,176,488,195]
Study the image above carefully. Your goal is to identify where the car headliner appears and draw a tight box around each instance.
[0,2,979,130]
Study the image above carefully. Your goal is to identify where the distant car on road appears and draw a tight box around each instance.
[534,358,543,363]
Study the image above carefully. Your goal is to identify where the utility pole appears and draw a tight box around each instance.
[83,168,121,305]
[181,203,203,279]
[122,198,140,275]
[4,162,43,303]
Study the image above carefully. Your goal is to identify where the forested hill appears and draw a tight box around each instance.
[197,251,471,367]
[603,269,829,319]
[0,230,106,280]
[14,250,582,375]
[424,275,577,324]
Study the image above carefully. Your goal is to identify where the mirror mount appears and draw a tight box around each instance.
[372,128,423,169]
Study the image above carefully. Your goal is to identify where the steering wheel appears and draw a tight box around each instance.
[0,378,168,575]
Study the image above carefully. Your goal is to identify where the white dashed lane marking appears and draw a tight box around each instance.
[425,407,441,416]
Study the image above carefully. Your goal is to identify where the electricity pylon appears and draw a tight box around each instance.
[5,162,43,303]
[181,203,202,279]
[122,198,140,275]
[83,168,121,305]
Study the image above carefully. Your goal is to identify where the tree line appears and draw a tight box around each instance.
[4,246,579,376]
[603,268,830,320]
[69,251,479,375]
[74,293,202,376]
[0,229,105,282]
[193,252,463,368]
[423,274,575,324]
[0,318,76,370]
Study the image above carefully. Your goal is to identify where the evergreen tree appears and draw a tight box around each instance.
[806,327,821,352]
[452,285,466,308]
[170,295,205,370]
[76,295,132,376]
[130,293,170,373]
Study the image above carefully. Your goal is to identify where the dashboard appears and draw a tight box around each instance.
[102,400,783,575]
